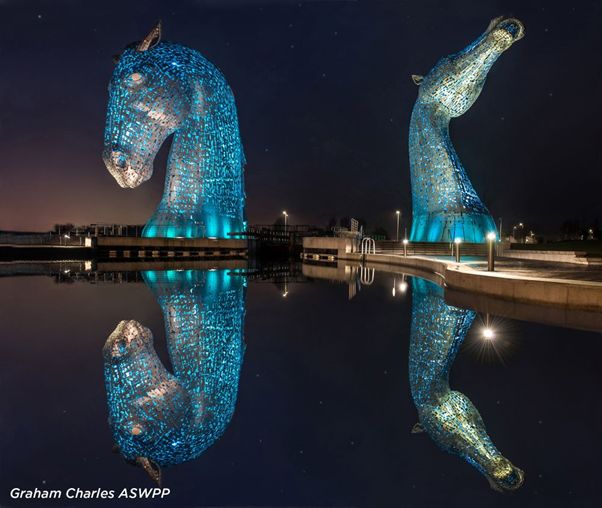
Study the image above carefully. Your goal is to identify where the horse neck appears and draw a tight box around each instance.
[150,274,245,428]
[409,101,451,162]
[409,279,475,405]
[410,100,486,218]
[160,121,203,208]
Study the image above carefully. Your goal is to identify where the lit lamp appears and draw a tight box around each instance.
[402,238,409,257]
[454,237,462,262]
[395,210,401,242]
[282,211,288,232]
[486,232,496,271]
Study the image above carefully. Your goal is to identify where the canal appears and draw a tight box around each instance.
[0,263,599,507]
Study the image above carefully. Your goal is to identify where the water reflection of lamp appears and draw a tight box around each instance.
[408,277,523,492]
[482,327,495,340]
[399,274,408,293]
[393,275,409,297]
[103,269,246,485]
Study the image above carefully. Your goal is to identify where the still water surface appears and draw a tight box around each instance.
[0,264,599,507]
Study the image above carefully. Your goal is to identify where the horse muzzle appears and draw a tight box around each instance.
[103,150,150,189]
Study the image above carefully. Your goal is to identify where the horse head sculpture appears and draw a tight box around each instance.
[409,17,524,242]
[103,22,246,238]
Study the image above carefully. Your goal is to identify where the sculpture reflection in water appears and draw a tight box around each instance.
[409,277,524,491]
[409,17,524,242]
[103,269,246,484]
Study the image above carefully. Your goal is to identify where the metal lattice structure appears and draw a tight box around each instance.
[408,277,524,492]
[103,269,246,482]
[409,17,524,243]
[103,22,246,238]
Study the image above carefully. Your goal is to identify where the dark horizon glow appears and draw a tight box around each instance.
[0,0,600,236]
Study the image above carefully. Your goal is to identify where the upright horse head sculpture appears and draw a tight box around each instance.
[409,17,524,242]
[103,269,246,484]
[103,22,246,238]
[409,277,524,492]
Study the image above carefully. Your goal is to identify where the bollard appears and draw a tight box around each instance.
[454,238,462,262]
[486,232,496,271]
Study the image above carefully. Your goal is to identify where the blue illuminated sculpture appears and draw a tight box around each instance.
[409,17,524,242]
[103,269,246,484]
[409,277,524,491]
[103,22,246,238]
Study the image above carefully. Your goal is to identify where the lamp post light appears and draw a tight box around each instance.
[403,238,409,257]
[282,211,288,233]
[395,210,401,242]
[486,232,496,272]
[454,237,462,263]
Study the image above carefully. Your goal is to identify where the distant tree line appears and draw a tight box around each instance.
[560,218,600,241]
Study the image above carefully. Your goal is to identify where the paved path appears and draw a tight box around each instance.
[466,258,602,283]
[378,250,602,283]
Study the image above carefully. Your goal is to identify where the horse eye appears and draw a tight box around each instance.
[129,72,144,84]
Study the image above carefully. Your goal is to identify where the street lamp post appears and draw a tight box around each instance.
[282,211,288,233]
[403,238,408,257]
[395,210,401,242]
[454,238,462,263]
[486,232,496,272]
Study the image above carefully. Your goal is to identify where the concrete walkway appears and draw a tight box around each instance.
[472,258,602,283]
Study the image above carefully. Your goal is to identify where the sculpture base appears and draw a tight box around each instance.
[410,212,497,243]
[142,218,245,240]
[95,236,248,260]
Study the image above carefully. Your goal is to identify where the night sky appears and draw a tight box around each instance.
[0,0,600,235]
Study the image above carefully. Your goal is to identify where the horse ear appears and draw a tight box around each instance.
[486,16,505,33]
[137,20,162,52]
[136,456,162,486]
[411,422,425,434]
[411,74,424,86]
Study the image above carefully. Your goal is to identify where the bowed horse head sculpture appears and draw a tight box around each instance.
[103,21,246,238]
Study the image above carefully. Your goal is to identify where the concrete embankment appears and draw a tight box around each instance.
[344,252,602,312]
[300,236,602,312]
